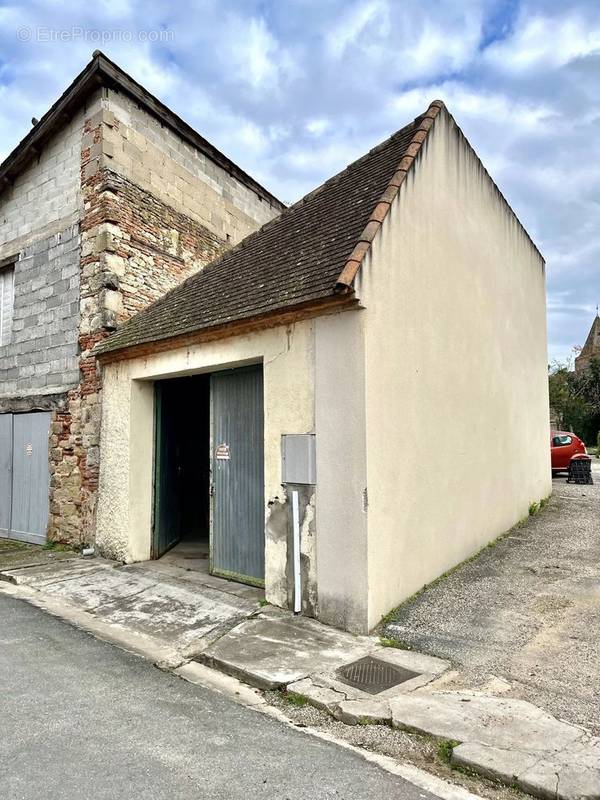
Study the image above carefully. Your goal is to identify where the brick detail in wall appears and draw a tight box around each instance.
[48,112,229,545]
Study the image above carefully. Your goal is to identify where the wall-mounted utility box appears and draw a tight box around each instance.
[281,434,316,485]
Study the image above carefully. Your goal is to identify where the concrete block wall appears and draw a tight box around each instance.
[0,94,101,262]
[101,89,281,245]
[0,94,102,406]
[0,226,80,405]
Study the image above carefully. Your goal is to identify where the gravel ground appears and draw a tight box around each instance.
[384,461,600,734]
[266,691,522,800]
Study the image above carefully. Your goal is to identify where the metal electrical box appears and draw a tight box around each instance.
[281,434,316,485]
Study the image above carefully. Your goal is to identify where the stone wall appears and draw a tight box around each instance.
[80,169,227,323]
[49,107,246,545]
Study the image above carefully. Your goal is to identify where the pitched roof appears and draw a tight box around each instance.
[579,315,600,355]
[0,51,282,209]
[97,101,444,358]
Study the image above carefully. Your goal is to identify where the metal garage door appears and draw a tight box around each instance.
[210,365,265,586]
[0,411,51,544]
[0,414,12,538]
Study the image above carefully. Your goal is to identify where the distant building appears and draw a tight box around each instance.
[575,315,600,373]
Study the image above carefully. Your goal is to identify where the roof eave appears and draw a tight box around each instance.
[96,293,359,364]
[0,57,102,189]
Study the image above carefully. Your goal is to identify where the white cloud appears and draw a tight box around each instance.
[389,84,555,133]
[286,140,364,172]
[327,0,389,59]
[485,12,600,72]
[0,0,599,359]
[305,118,331,136]
[326,0,484,82]
[118,49,179,97]
[225,15,297,91]
[403,18,481,79]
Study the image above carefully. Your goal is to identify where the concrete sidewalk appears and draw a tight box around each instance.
[0,555,263,656]
[1,551,598,799]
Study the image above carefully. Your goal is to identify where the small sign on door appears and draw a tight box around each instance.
[26,443,33,456]
[215,443,230,461]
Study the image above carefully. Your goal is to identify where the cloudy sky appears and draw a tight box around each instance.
[0,0,598,362]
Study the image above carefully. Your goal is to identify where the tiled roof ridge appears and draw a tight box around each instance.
[295,113,431,208]
[231,111,429,234]
[335,100,445,291]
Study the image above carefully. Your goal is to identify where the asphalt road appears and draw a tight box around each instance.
[0,594,439,800]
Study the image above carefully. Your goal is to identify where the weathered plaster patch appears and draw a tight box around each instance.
[266,485,318,617]
[265,490,289,609]
[300,490,317,616]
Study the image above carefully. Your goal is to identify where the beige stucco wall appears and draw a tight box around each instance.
[355,108,551,630]
[96,321,314,606]
[100,89,280,245]
[314,310,369,633]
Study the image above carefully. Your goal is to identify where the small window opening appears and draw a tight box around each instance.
[0,264,15,347]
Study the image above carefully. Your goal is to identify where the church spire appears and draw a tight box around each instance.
[575,313,600,372]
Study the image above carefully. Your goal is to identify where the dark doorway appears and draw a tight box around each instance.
[153,374,210,560]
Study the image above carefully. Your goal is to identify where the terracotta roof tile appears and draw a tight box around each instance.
[97,102,443,357]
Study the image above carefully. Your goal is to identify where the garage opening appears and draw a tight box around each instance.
[153,374,210,564]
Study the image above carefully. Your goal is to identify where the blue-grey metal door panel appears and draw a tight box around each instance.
[10,412,51,544]
[211,365,265,585]
[0,414,12,537]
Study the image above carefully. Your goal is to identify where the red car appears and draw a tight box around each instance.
[551,430,586,473]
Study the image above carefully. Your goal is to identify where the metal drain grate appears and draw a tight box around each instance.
[336,656,419,695]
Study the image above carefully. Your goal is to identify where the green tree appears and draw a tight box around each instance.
[549,357,600,445]
[571,358,600,443]
[548,363,571,429]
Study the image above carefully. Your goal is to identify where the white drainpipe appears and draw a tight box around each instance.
[291,490,301,613]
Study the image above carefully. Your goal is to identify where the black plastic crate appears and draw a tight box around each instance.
[567,456,593,485]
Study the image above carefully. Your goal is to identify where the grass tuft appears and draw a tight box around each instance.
[437,739,460,765]
[379,636,412,650]
[284,692,310,708]
[42,541,73,552]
